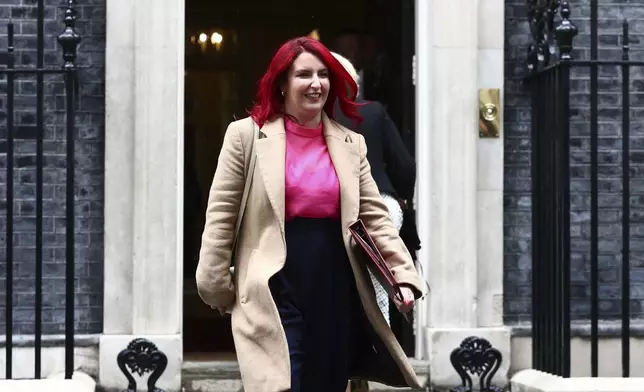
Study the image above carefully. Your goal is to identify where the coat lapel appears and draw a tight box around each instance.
[255,117,286,237]
[322,113,360,232]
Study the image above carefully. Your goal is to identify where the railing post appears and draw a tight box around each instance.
[620,18,631,379]
[554,1,576,378]
[35,0,46,379]
[527,0,577,377]
[57,0,81,380]
[4,19,15,381]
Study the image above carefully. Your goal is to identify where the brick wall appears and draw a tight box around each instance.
[505,1,644,322]
[0,0,105,334]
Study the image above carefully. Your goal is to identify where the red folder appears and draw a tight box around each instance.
[348,219,413,323]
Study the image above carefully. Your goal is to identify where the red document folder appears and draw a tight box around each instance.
[348,219,413,323]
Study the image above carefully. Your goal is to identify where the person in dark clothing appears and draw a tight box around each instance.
[332,51,418,392]
[334,99,415,200]
[330,54,422,266]
[332,52,415,208]
[332,51,416,322]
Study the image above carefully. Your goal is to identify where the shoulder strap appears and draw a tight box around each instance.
[232,120,260,254]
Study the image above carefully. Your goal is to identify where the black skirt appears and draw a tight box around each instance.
[269,217,360,392]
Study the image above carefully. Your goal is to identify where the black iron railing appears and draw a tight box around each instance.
[526,0,636,378]
[3,0,80,379]
[527,59,573,378]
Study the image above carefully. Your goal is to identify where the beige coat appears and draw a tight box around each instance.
[196,113,424,392]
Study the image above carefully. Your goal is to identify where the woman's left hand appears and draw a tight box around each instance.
[394,286,416,313]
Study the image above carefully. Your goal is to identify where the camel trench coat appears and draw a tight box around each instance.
[196,113,425,392]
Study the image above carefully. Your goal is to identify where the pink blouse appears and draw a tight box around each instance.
[284,118,341,221]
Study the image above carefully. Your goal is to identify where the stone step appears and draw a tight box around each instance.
[182,359,430,392]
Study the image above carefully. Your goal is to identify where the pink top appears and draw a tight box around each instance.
[284,117,341,221]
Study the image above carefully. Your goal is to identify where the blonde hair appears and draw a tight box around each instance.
[331,51,360,96]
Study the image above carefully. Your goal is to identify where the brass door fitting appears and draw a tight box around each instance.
[479,88,500,138]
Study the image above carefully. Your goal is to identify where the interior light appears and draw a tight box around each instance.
[211,32,223,45]
[198,33,208,43]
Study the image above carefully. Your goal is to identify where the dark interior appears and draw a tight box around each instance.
[183,0,416,356]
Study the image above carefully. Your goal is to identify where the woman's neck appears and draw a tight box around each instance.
[285,109,321,128]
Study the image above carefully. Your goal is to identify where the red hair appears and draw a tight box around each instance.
[248,36,361,127]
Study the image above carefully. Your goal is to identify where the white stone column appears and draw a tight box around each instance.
[103,0,134,337]
[100,0,185,390]
[413,0,431,360]
[477,0,506,329]
[415,0,510,388]
[131,0,185,337]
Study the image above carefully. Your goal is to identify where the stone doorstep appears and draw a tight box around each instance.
[0,380,94,392]
[511,369,644,392]
[182,359,430,392]
[0,371,97,392]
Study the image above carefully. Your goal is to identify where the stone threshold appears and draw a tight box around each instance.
[511,369,644,392]
[182,358,430,392]
[0,372,96,392]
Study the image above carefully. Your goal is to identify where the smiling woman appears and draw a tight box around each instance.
[195,35,424,392]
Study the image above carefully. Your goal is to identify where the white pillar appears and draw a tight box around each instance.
[100,0,185,390]
[425,0,480,329]
[477,0,506,329]
[414,0,431,360]
[415,0,510,388]
[103,0,134,336]
[131,0,185,336]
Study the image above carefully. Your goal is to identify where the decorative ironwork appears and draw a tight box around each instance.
[526,0,637,378]
[526,0,559,71]
[527,1,578,71]
[554,2,578,61]
[117,338,168,392]
[57,0,81,69]
[450,336,503,392]
[4,0,84,381]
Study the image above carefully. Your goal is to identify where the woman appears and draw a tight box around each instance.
[196,36,424,392]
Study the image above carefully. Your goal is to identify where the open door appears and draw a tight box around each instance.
[349,0,417,357]
[368,0,417,358]
[395,0,417,357]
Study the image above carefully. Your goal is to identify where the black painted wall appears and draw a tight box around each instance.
[505,1,644,323]
[0,0,105,334]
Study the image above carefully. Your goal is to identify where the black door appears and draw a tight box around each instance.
[360,0,417,357]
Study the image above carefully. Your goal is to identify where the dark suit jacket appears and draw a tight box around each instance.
[334,100,416,200]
